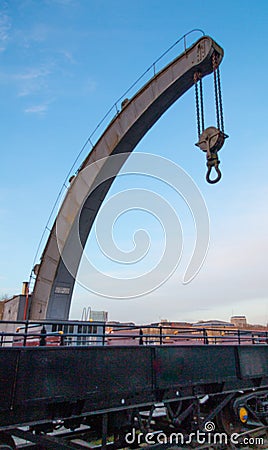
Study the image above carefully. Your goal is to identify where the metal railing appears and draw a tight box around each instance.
[0,320,268,348]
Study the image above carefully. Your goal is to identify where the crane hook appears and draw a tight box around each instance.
[206,153,221,184]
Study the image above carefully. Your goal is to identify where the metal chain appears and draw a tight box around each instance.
[195,80,201,138]
[212,53,225,133]
[213,54,220,130]
[199,77,205,133]
[194,72,204,138]
[216,67,224,133]
[195,54,225,139]
[194,54,227,185]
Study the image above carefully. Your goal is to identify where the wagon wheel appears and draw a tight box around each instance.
[166,399,183,420]
[216,402,243,435]
[167,399,194,434]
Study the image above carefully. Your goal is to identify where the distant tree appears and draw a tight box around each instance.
[0,293,10,301]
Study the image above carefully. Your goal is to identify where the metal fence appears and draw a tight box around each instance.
[1,319,268,347]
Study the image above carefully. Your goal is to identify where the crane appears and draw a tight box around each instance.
[28,34,227,320]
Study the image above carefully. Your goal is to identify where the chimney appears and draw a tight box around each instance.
[22,282,29,296]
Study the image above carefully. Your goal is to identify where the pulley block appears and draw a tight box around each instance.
[195,126,226,156]
[195,126,228,184]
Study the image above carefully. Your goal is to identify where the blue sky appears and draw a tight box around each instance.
[1,0,268,324]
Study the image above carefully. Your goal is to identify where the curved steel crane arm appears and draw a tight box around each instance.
[30,36,223,320]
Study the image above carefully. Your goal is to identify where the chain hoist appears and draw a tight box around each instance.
[194,53,228,184]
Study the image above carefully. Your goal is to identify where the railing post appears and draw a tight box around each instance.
[237,329,241,345]
[160,326,163,345]
[139,328,144,346]
[39,325,47,346]
[102,324,106,346]
[59,331,64,346]
[23,320,29,346]
[203,328,208,345]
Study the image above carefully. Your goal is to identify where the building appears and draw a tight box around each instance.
[230,316,247,328]
[0,289,108,346]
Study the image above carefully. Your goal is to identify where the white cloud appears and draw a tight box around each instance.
[0,6,11,52]
[69,201,268,325]
[61,50,75,64]
[24,104,48,114]
[84,78,97,93]
[13,66,51,97]
[14,67,51,81]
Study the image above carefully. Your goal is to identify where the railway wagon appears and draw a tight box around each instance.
[1,342,268,448]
